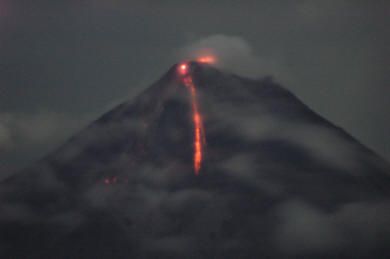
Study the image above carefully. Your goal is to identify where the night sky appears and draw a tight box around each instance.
[0,0,389,177]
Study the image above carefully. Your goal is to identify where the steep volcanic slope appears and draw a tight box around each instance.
[0,62,389,258]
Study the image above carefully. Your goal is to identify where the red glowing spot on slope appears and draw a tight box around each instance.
[179,63,206,175]
[103,176,127,185]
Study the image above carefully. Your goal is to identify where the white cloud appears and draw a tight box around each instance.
[282,125,361,172]
[274,199,390,255]
[177,34,288,78]
[274,200,344,253]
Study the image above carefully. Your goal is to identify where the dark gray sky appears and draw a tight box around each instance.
[0,0,389,176]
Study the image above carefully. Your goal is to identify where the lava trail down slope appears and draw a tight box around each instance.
[179,62,206,175]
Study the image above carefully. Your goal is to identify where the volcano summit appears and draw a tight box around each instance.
[1,62,389,258]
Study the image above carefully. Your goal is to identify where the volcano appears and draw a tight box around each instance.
[1,62,389,258]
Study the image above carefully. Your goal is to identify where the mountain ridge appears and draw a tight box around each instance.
[1,62,389,258]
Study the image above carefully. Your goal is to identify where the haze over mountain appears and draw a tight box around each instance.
[1,62,389,258]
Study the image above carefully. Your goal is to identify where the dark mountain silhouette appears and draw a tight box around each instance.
[1,62,389,258]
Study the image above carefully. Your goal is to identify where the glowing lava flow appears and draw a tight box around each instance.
[197,55,216,64]
[179,63,206,175]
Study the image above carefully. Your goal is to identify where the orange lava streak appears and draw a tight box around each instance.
[183,75,206,175]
